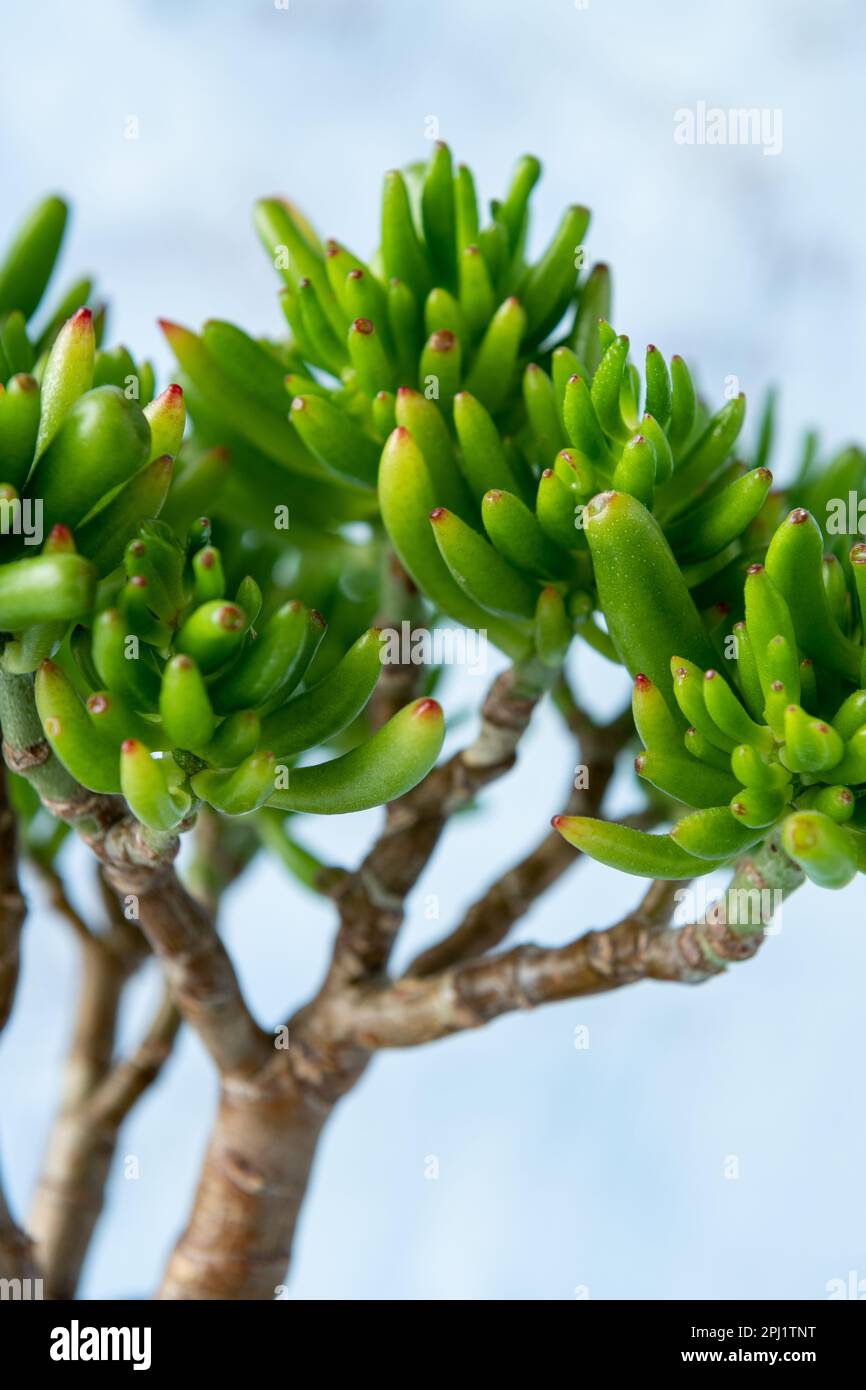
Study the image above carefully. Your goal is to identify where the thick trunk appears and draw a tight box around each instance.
[158,1055,339,1300]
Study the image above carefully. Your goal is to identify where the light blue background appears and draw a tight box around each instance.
[1,0,865,1300]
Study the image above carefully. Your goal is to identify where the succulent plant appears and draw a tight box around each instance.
[180,139,866,901]
[162,142,866,891]
[35,518,443,826]
[3,148,864,1307]
[0,198,443,847]
[0,199,176,674]
[555,503,866,890]
[165,145,774,673]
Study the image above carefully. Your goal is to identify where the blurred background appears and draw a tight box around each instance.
[2,0,865,1300]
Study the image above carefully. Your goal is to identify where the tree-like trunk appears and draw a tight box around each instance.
[158,1055,343,1300]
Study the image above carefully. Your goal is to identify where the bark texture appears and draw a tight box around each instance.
[158,1059,327,1299]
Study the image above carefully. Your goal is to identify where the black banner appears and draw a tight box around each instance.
[2,1296,864,1374]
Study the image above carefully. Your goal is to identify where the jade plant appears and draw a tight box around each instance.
[0,148,863,1302]
[557,500,866,890]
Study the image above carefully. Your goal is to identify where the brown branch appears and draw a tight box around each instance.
[48,789,267,1079]
[315,880,679,1049]
[0,762,27,1033]
[408,709,634,978]
[39,863,97,947]
[78,802,266,1079]
[0,760,35,1289]
[323,842,804,1050]
[1,670,268,1080]
[103,854,268,1078]
[89,987,180,1129]
[27,864,158,1298]
[321,660,553,993]
[27,969,182,1301]
[0,1169,37,1288]
[32,798,265,1079]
